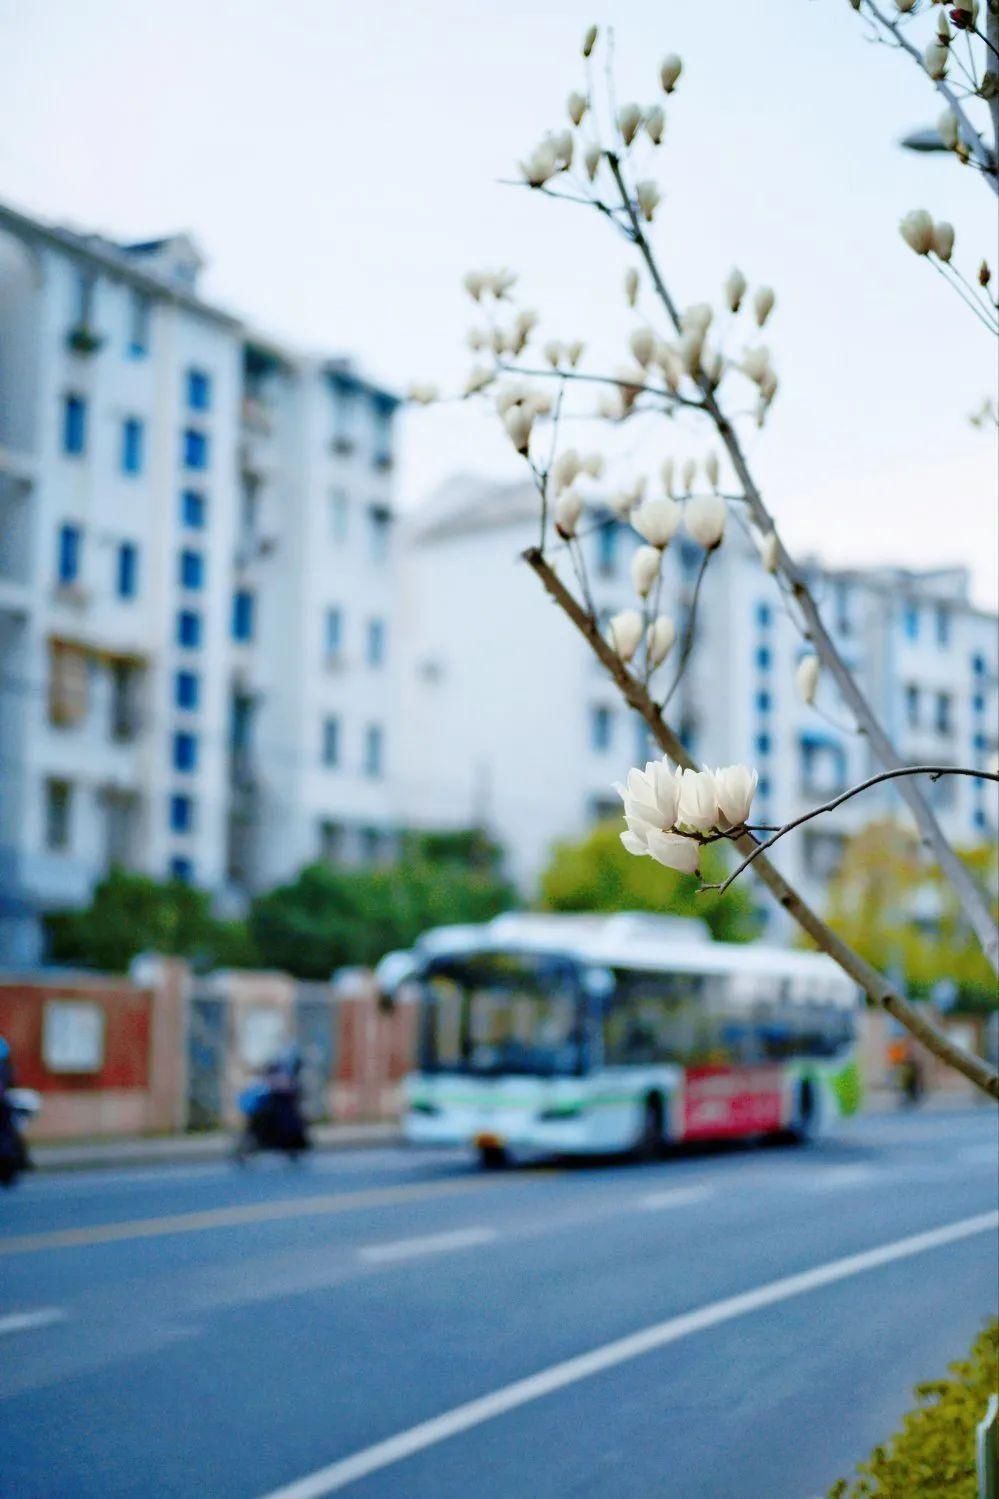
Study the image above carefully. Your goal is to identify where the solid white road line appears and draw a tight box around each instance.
[637,1186,714,1211]
[358,1226,497,1265]
[0,1307,66,1337]
[808,1165,879,1192]
[258,1210,998,1499]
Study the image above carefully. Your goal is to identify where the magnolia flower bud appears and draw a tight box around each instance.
[659,54,683,93]
[676,768,718,833]
[406,382,439,405]
[624,267,640,307]
[680,457,697,493]
[932,221,955,262]
[678,330,704,376]
[661,458,675,497]
[759,367,779,405]
[490,269,518,299]
[704,452,720,490]
[551,448,581,492]
[582,452,604,478]
[656,343,683,392]
[632,496,682,548]
[466,328,486,351]
[608,609,644,662]
[599,391,625,422]
[894,0,916,10]
[521,141,559,187]
[753,286,776,327]
[552,130,574,168]
[543,339,563,369]
[629,327,656,367]
[631,544,662,598]
[796,654,820,706]
[923,40,948,79]
[463,271,486,301]
[566,340,585,367]
[938,109,960,151]
[618,103,643,146]
[584,144,602,182]
[635,180,661,222]
[582,23,598,58]
[936,9,951,39]
[609,489,635,519]
[645,831,701,874]
[702,350,723,390]
[724,267,747,313]
[645,105,666,145]
[980,260,992,288]
[899,209,935,255]
[685,493,727,550]
[646,615,677,669]
[531,389,553,417]
[504,405,534,454]
[464,366,493,395]
[742,346,772,384]
[568,91,588,127]
[714,765,758,829]
[761,532,779,573]
[554,488,584,539]
[682,303,713,336]
[490,326,509,357]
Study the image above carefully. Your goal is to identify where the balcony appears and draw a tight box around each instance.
[65,324,105,357]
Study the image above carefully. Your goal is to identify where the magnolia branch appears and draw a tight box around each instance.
[522,545,999,1101]
[703,765,999,894]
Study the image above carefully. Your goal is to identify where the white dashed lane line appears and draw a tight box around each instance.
[357,1226,497,1264]
[0,1307,66,1337]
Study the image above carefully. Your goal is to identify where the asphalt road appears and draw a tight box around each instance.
[1,1108,996,1499]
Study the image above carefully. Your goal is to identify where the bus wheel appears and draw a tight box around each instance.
[478,1144,508,1170]
[635,1095,664,1161]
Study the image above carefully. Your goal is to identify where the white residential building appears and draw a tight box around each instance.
[0,200,400,965]
[398,476,999,919]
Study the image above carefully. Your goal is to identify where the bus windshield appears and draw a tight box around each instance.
[419,953,586,1077]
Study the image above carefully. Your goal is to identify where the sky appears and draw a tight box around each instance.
[0,0,996,604]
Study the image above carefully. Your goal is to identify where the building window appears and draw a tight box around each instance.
[121,417,144,475]
[110,662,142,741]
[905,684,920,729]
[360,826,386,863]
[322,716,340,767]
[44,778,72,851]
[179,549,205,590]
[63,395,87,455]
[325,607,343,656]
[175,670,199,710]
[758,776,771,801]
[363,724,384,777]
[170,794,194,833]
[973,693,985,713]
[902,602,919,640]
[367,505,391,563]
[590,706,613,753]
[802,830,846,881]
[974,731,987,753]
[116,542,138,599]
[57,523,82,584]
[756,689,771,713]
[596,522,618,577]
[935,605,951,647]
[170,856,193,884]
[755,732,771,756]
[755,646,772,671]
[755,602,772,628]
[330,489,348,542]
[974,808,987,832]
[935,692,952,735]
[800,736,847,797]
[173,731,197,773]
[972,653,986,677]
[318,819,344,863]
[367,618,386,667]
[48,641,89,727]
[186,368,212,412]
[182,428,209,470]
[127,290,150,357]
[232,590,255,642]
[181,489,206,529]
[177,610,202,649]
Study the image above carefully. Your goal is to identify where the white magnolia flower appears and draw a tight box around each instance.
[495,380,536,415]
[463,271,487,301]
[661,457,676,497]
[629,327,656,367]
[615,758,681,847]
[631,544,662,598]
[894,0,916,10]
[521,141,559,187]
[938,109,959,151]
[724,267,747,313]
[900,209,934,255]
[504,405,534,454]
[659,54,683,93]
[761,531,779,573]
[463,365,493,395]
[636,180,661,222]
[678,330,704,376]
[582,451,604,478]
[645,105,665,145]
[608,609,644,662]
[567,91,588,127]
[704,452,720,490]
[656,343,684,392]
[796,653,821,705]
[632,496,682,548]
[555,488,584,539]
[609,489,636,519]
[923,40,948,79]
[566,340,585,368]
[932,221,955,262]
[753,286,776,327]
[551,447,581,492]
[759,368,778,405]
[645,831,701,873]
[646,614,677,668]
[682,303,713,336]
[584,144,602,182]
[624,267,640,307]
[676,767,719,833]
[406,382,439,405]
[582,23,598,57]
[936,9,951,38]
[618,103,644,146]
[466,328,486,352]
[713,764,759,829]
[742,345,772,384]
[680,457,697,493]
[685,494,727,549]
[543,339,563,369]
[702,349,723,390]
[488,268,518,299]
[552,130,574,168]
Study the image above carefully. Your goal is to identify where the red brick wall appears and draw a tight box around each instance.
[0,980,152,1092]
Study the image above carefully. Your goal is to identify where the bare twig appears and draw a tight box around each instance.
[660,550,711,713]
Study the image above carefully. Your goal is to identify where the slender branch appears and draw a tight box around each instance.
[660,550,711,712]
[704,766,999,894]
[931,257,999,333]
[522,545,999,1100]
[496,360,705,410]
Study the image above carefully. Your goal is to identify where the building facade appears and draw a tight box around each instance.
[397,476,999,920]
[0,200,399,964]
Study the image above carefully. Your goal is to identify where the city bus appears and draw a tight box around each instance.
[380,912,863,1166]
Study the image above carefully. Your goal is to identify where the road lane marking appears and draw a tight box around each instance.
[0,1308,66,1337]
[358,1226,497,1264]
[809,1166,878,1191]
[637,1186,714,1211]
[256,1210,999,1499]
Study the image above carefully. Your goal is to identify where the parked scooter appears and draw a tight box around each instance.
[0,1085,40,1188]
[233,1047,310,1164]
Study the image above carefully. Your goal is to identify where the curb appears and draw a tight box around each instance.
[29,1122,403,1174]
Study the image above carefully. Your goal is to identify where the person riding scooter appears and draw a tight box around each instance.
[0,1035,34,1187]
[235,1044,310,1161]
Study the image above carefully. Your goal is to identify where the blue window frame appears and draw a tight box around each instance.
[972,653,986,677]
[116,542,138,599]
[755,646,772,671]
[170,856,193,884]
[596,522,618,576]
[756,689,772,713]
[179,549,204,590]
[63,395,86,455]
[368,506,391,563]
[902,602,919,640]
[322,716,340,767]
[755,732,772,756]
[175,670,199,710]
[755,602,772,628]
[121,417,144,475]
[367,618,385,667]
[169,794,193,833]
[182,428,209,470]
[973,693,985,713]
[974,808,987,832]
[177,610,202,649]
[325,607,343,655]
[363,724,384,777]
[232,590,255,642]
[127,291,150,357]
[590,706,613,752]
[173,731,197,773]
[935,605,951,647]
[758,776,771,800]
[57,523,81,584]
[181,489,206,529]
[974,731,987,753]
[186,368,212,412]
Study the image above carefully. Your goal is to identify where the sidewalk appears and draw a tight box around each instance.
[29,1119,402,1173]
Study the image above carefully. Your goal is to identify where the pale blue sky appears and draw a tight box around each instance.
[0,0,995,601]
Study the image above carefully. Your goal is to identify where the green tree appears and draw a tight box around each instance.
[539,821,759,943]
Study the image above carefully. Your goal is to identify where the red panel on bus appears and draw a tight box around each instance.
[681,1065,785,1140]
